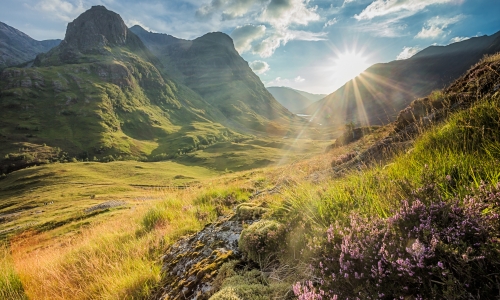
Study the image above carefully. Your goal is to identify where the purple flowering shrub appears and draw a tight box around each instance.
[294,183,500,299]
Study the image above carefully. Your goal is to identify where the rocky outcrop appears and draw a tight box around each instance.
[155,215,254,300]
[35,6,149,66]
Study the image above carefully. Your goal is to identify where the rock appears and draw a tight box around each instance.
[20,77,32,88]
[155,215,255,300]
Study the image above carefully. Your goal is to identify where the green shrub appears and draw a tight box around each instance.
[141,204,169,231]
[236,203,268,221]
[238,220,286,264]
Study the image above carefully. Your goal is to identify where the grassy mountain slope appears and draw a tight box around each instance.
[306,30,500,126]
[1,53,500,299]
[130,25,301,133]
[0,6,242,173]
[0,21,60,70]
[266,86,319,113]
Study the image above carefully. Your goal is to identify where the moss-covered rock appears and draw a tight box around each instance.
[235,203,268,221]
[155,215,250,299]
[238,220,286,264]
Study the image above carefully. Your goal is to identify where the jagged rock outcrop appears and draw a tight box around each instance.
[35,6,149,66]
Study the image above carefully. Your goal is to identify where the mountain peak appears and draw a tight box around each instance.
[195,32,234,48]
[62,5,129,53]
[130,25,147,33]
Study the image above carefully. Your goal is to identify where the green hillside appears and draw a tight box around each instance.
[130,26,301,133]
[0,6,243,173]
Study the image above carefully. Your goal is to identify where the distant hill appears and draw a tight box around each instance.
[130,25,298,133]
[266,86,326,113]
[0,21,60,69]
[0,6,241,172]
[306,30,500,126]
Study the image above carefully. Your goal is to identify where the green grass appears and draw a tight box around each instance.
[0,245,27,300]
[0,160,219,240]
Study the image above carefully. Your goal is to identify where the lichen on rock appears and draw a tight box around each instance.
[155,215,255,300]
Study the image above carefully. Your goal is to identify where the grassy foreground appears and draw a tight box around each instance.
[1,54,499,299]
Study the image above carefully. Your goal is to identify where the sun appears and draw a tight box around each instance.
[332,51,370,85]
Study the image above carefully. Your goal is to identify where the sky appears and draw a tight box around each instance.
[1,0,499,94]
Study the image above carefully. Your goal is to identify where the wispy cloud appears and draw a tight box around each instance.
[415,14,464,39]
[355,0,459,20]
[449,36,470,43]
[28,0,85,22]
[396,46,421,59]
[323,18,338,28]
[252,29,326,58]
[294,75,305,82]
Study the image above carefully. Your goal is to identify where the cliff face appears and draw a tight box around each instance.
[0,22,60,69]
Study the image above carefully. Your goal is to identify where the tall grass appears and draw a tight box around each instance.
[8,186,222,300]
[0,244,27,300]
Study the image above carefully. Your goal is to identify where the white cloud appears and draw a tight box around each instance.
[353,13,410,37]
[449,36,470,43]
[252,29,326,57]
[415,15,464,39]
[294,76,305,82]
[260,0,320,29]
[252,31,291,58]
[30,0,85,22]
[267,77,291,86]
[194,0,322,57]
[249,60,270,74]
[396,46,421,60]
[323,18,338,28]
[230,24,266,53]
[355,0,459,20]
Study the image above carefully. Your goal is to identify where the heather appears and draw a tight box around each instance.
[288,55,500,299]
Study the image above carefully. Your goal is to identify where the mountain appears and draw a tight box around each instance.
[266,86,326,113]
[306,30,500,126]
[0,6,241,172]
[130,25,298,133]
[294,89,327,102]
[0,21,61,69]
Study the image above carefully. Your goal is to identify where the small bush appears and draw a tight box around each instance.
[236,203,268,221]
[142,204,169,231]
[239,220,286,264]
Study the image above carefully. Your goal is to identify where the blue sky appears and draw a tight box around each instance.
[1,0,499,94]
